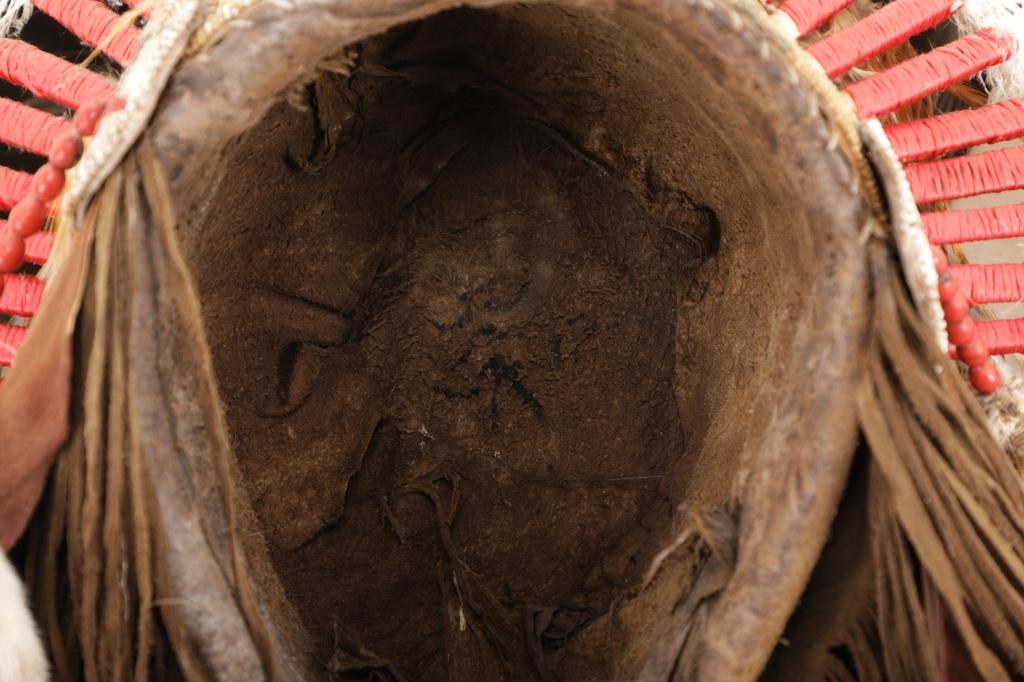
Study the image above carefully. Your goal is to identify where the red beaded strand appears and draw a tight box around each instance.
[0,96,112,299]
[49,132,83,170]
[8,197,45,238]
[74,98,113,136]
[932,246,1001,393]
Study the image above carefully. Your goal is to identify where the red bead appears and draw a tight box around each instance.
[957,338,990,368]
[942,290,970,323]
[0,229,25,272]
[947,315,976,346]
[937,272,958,303]
[31,163,65,203]
[8,197,46,238]
[72,98,107,137]
[969,361,1002,394]
[49,131,83,170]
[932,244,948,274]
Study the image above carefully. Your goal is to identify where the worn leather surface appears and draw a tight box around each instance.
[147,1,870,677]
[0,0,876,679]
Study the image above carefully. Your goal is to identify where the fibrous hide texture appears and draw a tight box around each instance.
[24,1,885,680]
[181,5,865,680]
[196,31,709,682]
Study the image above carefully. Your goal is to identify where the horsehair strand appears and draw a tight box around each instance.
[957,0,1024,101]
[0,0,31,38]
[31,0,139,67]
[844,29,1014,118]
[79,0,158,70]
[807,0,959,79]
[854,245,1024,679]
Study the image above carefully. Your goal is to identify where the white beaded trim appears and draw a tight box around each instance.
[860,118,949,352]
[60,0,201,235]
[768,5,801,41]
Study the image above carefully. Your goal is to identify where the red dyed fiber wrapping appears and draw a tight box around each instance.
[808,0,955,78]
[949,264,1024,304]
[23,231,53,266]
[0,323,26,366]
[845,29,1016,119]
[0,98,71,157]
[976,318,1024,356]
[778,0,856,37]
[923,204,1024,244]
[0,274,43,317]
[886,99,1024,162]
[906,145,1024,204]
[0,39,112,110]
[0,166,33,211]
[31,0,140,67]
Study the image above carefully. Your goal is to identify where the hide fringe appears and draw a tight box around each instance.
[18,115,1024,682]
[25,144,299,681]
[848,247,1024,681]
[657,247,1024,680]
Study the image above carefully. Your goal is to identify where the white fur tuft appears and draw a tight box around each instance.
[957,0,1024,101]
[0,0,31,38]
[0,552,49,682]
